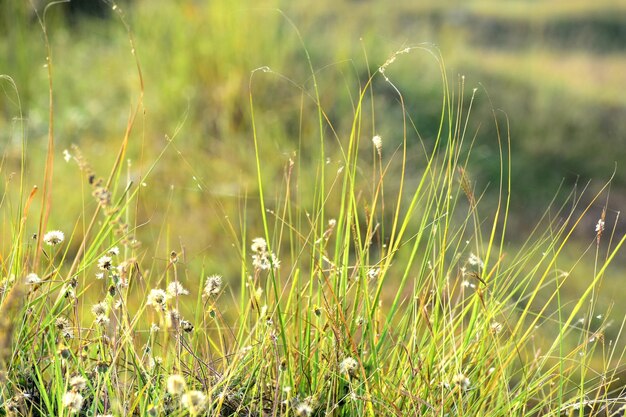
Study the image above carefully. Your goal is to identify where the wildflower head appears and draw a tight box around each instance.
[468,253,484,269]
[167,281,189,298]
[250,237,280,271]
[372,135,382,154]
[62,391,84,414]
[97,255,113,271]
[91,301,108,317]
[251,237,267,253]
[43,230,64,246]
[25,273,42,285]
[181,390,207,415]
[55,317,71,332]
[339,357,358,377]
[452,372,471,391]
[295,401,313,417]
[166,374,187,396]
[490,321,503,335]
[69,375,87,391]
[146,289,168,312]
[203,275,222,297]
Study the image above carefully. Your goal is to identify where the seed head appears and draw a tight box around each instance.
[69,375,87,391]
[146,289,168,312]
[43,230,64,246]
[62,391,84,414]
[468,253,484,268]
[339,357,358,376]
[97,255,113,271]
[203,275,222,297]
[181,390,207,415]
[452,373,471,391]
[251,237,267,253]
[372,135,382,153]
[25,273,42,285]
[295,402,313,417]
[166,374,187,396]
[167,281,189,297]
[91,301,108,317]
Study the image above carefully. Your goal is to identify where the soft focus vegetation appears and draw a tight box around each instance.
[0,0,625,415]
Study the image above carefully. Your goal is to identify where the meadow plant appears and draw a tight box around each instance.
[0,6,625,417]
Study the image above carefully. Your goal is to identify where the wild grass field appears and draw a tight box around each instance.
[1,0,626,416]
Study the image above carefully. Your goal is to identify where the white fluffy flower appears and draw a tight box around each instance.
[43,230,64,246]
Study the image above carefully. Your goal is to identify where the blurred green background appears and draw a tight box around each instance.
[1,0,625,345]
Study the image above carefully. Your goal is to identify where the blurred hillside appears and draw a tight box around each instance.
[1,0,625,253]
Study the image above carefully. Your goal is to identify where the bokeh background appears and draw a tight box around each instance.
[1,0,626,350]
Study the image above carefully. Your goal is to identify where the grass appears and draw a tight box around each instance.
[1,2,626,416]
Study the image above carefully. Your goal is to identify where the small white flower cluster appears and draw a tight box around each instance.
[595,218,605,233]
[43,230,64,246]
[295,401,314,416]
[181,390,207,415]
[167,281,189,297]
[251,237,280,271]
[25,273,42,285]
[166,374,187,395]
[62,375,88,414]
[91,301,110,326]
[372,135,382,154]
[55,317,74,339]
[95,248,124,285]
[452,372,471,391]
[146,289,168,312]
[339,357,358,377]
[166,380,207,416]
[203,274,222,297]
[145,284,195,333]
[468,253,484,269]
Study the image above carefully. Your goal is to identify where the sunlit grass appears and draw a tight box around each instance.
[1,2,626,416]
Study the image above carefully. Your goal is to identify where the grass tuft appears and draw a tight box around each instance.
[0,5,624,417]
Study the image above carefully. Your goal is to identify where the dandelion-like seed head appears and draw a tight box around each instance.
[203,274,222,297]
[97,255,113,271]
[62,391,84,414]
[95,315,110,326]
[25,273,42,285]
[295,402,313,417]
[366,267,380,280]
[468,253,484,268]
[167,281,189,298]
[372,135,382,153]
[43,230,64,246]
[251,237,267,253]
[339,357,358,376]
[69,375,87,391]
[166,374,187,396]
[146,289,168,312]
[55,317,70,330]
[452,373,471,391]
[490,321,503,334]
[181,390,207,415]
[91,301,108,317]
